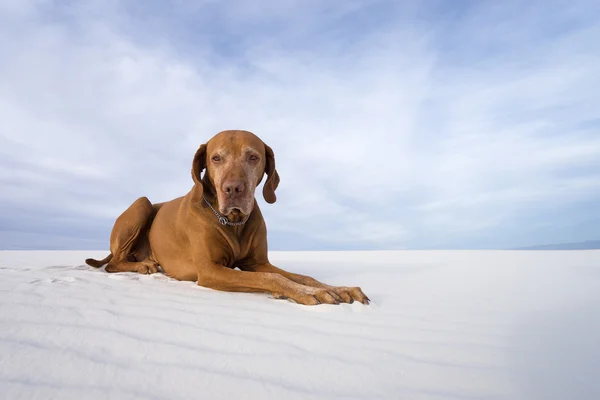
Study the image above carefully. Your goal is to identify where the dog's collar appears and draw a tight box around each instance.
[202,197,250,226]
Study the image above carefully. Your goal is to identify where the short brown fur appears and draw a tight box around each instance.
[86,130,369,305]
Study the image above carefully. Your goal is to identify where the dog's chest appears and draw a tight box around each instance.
[216,230,254,268]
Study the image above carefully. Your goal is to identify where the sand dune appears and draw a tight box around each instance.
[1,250,599,399]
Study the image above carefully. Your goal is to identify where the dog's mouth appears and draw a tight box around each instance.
[218,201,253,218]
[225,206,243,215]
[219,206,252,224]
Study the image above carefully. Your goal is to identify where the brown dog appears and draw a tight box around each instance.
[86,130,369,305]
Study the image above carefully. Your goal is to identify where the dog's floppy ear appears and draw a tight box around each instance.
[262,144,280,204]
[191,144,207,202]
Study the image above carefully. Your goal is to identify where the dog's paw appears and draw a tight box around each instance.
[327,286,370,305]
[136,262,159,275]
[286,287,345,306]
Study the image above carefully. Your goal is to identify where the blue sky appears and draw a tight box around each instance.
[0,0,599,250]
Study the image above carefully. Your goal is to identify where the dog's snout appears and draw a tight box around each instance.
[222,180,246,196]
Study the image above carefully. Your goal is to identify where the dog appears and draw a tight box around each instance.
[86,130,369,305]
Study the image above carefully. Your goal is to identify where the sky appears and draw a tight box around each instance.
[0,0,599,251]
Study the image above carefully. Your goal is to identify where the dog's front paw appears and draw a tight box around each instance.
[327,286,370,305]
[285,287,344,306]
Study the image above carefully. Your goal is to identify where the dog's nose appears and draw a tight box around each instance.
[222,180,246,196]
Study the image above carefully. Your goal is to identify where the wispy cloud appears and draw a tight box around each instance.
[0,0,599,250]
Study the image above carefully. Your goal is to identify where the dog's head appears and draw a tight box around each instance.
[191,130,280,219]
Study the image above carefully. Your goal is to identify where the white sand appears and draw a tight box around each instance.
[1,250,599,399]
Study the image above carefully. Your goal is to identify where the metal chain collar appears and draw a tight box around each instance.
[203,197,250,226]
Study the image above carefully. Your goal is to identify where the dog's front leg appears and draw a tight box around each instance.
[243,263,370,305]
[197,264,343,305]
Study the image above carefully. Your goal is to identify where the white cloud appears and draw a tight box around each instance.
[0,0,599,249]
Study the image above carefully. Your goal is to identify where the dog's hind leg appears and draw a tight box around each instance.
[105,259,158,274]
[102,196,159,274]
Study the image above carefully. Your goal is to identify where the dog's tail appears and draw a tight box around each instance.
[85,253,113,268]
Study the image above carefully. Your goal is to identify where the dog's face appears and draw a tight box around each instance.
[191,130,280,218]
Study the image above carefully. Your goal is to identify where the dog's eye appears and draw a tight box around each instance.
[248,155,259,162]
[211,155,221,162]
